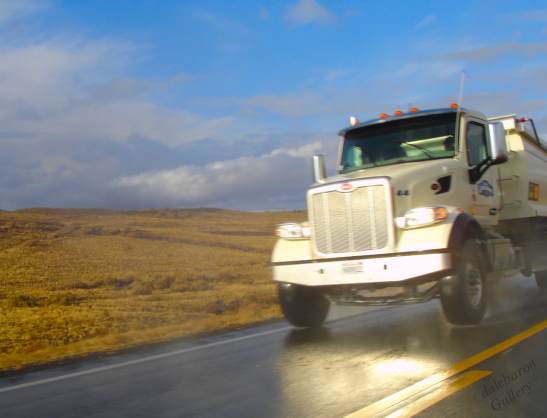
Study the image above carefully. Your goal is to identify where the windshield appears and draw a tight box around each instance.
[340,113,457,172]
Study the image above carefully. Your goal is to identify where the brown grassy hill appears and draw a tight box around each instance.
[0,208,305,371]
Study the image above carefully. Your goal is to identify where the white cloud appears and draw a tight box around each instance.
[27,100,236,145]
[506,9,547,23]
[286,0,335,26]
[323,68,349,82]
[258,7,270,21]
[0,38,339,210]
[415,14,436,30]
[239,91,332,117]
[0,0,45,23]
[233,86,401,120]
[111,141,327,209]
[0,40,243,146]
[393,61,463,80]
[193,10,248,36]
[81,73,193,104]
[0,41,129,110]
[0,31,271,209]
[442,40,547,62]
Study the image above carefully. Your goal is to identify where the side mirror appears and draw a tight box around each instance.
[469,122,509,183]
[312,154,326,183]
[488,122,508,165]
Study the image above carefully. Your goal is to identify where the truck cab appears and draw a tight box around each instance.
[272,106,547,327]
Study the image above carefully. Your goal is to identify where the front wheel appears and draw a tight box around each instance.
[440,239,487,325]
[278,283,330,328]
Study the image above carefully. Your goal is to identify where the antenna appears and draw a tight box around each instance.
[457,70,466,108]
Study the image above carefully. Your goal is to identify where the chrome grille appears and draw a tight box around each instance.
[311,184,389,254]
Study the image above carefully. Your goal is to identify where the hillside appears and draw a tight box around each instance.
[0,208,305,371]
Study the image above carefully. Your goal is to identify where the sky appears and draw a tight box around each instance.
[0,0,546,210]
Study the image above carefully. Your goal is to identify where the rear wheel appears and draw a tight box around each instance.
[535,270,547,291]
[278,283,330,328]
[440,239,487,325]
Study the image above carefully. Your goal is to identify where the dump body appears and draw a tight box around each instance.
[491,115,547,219]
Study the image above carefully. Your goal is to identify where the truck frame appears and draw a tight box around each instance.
[271,106,547,327]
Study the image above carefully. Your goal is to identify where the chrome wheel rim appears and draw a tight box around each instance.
[465,263,483,308]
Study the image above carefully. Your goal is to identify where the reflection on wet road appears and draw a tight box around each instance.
[0,275,545,418]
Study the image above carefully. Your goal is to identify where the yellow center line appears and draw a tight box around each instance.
[345,319,547,418]
[384,370,492,418]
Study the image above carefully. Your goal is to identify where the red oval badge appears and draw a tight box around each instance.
[340,183,353,192]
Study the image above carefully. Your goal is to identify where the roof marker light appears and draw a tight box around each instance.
[450,103,459,109]
[379,113,390,119]
[349,116,360,126]
[409,107,418,113]
[394,110,403,116]
[519,117,528,123]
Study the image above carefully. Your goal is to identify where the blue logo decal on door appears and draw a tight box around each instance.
[478,179,494,197]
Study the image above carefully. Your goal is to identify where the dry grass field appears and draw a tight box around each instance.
[0,208,305,371]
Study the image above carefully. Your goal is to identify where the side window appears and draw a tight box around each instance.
[466,122,487,166]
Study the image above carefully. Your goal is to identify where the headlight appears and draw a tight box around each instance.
[275,222,311,239]
[395,206,448,229]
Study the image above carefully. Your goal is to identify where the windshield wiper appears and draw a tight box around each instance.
[342,160,379,173]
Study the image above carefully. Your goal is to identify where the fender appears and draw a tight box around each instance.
[447,213,482,250]
[446,212,493,272]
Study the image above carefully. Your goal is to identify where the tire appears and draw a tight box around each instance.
[535,270,547,291]
[440,239,487,325]
[277,283,330,328]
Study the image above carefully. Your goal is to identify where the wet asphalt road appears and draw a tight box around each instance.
[0,274,545,418]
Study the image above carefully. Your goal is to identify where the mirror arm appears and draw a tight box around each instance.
[468,158,493,184]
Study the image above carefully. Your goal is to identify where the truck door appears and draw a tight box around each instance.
[465,117,500,225]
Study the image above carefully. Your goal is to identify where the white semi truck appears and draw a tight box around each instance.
[271,105,547,326]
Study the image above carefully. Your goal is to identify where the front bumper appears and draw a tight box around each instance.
[272,250,452,286]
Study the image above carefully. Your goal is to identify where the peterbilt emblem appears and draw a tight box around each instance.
[339,183,353,192]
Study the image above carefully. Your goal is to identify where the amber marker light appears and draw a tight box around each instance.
[394,110,403,116]
[409,107,418,113]
[529,182,539,201]
[433,207,448,220]
[379,112,390,119]
[450,103,459,109]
